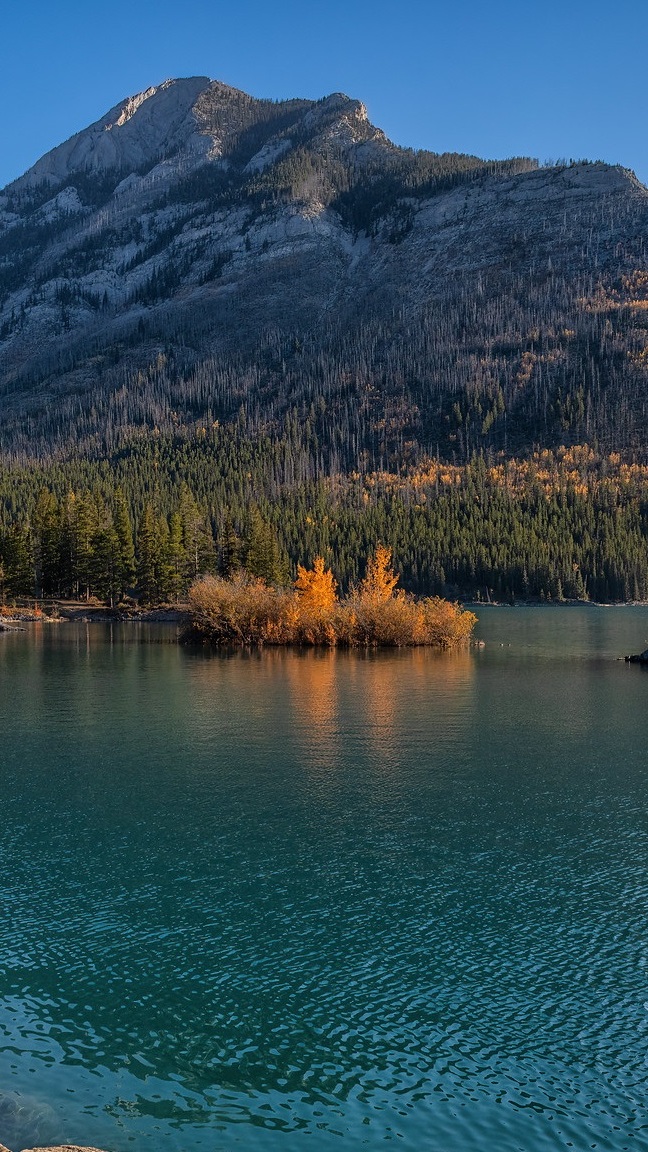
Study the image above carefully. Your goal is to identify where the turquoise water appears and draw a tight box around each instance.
[0,609,647,1151]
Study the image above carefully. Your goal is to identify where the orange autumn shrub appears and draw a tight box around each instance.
[188,573,296,645]
[340,590,476,647]
[358,543,400,603]
[417,596,477,647]
[187,546,476,648]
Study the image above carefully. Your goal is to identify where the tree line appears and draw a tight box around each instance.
[0,482,287,606]
[2,438,648,604]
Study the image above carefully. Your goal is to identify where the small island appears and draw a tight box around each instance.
[185,545,476,648]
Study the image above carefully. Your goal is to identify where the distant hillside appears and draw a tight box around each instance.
[1,76,648,462]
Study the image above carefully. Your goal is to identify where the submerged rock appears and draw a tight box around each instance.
[0,1092,58,1151]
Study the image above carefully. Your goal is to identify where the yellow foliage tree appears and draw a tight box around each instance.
[358,544,400,602]
[187,549,476,649]
[294,556,337,611]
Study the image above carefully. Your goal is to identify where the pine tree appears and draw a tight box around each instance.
[180,484,215,580]
[113,487,135,599]
[246,508,286,585]
[167,511,187,601]
[4,523,34,597]
[155,513,174,602]
[69,493,98,600]
[91,522,121,606]
[219,511,241,580]
[137,504,159,605]
[32,488,61,597]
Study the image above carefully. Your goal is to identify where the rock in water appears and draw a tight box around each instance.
[625,647,648,663]
[20,1146,110,1152]
[0,1093,58,1152]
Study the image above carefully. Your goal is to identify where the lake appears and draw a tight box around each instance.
[0,608,647,1152]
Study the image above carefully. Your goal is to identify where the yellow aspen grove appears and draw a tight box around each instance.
[359,544,400,602]
[294,556,338,611]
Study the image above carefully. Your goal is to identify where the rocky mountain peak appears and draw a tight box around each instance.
[8,77,214,192]
[2,79,648,460]
[113,85,160,127]
[3,79,382,200]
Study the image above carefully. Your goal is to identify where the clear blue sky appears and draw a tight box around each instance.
[1,0,647,189]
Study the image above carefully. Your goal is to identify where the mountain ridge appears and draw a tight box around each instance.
[1,77,648,463]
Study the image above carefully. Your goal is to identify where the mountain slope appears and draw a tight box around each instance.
[1,77,648,461]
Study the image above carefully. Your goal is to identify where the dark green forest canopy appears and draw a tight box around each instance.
[1,430,648,605]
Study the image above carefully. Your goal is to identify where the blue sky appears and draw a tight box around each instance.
[1,0,647,188]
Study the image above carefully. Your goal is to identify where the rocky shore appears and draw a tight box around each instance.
[0,605,189,624]
[0,1146,109,1152]
[625,647,648,663]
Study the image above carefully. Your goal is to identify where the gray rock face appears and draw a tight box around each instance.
[0,78,389,385]
[10,78,212,188]
[1,77,648,458]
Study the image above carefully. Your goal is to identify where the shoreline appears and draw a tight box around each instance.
[464,597,648,608]
[0,605,190,624]
[4,598,648,629]
[0,1146,108,1152]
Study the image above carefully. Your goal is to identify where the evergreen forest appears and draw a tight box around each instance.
[1,426,648,606]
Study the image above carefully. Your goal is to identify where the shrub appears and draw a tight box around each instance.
[186,547,476,648]
[187,573,295,645]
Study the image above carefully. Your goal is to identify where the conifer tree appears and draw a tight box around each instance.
[91,521,121,606]
[157,513,178,602]
[113,487,135,598]
[58,493,76,598]
[167,511,187,601]
[32,488,61,597]
[70,493,98,600]
[4,523,34,597]
[246,508,286,585]
[137,504,159,605]
[180,484,215,580]
[219,512,241,580]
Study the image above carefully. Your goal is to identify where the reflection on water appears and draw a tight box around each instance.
[280,647,476,774]
[0,613,647,1151]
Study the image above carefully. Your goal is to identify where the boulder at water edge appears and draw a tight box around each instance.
[20,1146,110,1152]
[625,647,648,662]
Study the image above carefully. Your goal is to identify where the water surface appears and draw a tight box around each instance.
[0,609,646,1151]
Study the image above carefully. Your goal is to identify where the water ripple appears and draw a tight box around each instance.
[0,624,647,1151]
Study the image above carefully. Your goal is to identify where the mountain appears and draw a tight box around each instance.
[2,76,648,462]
